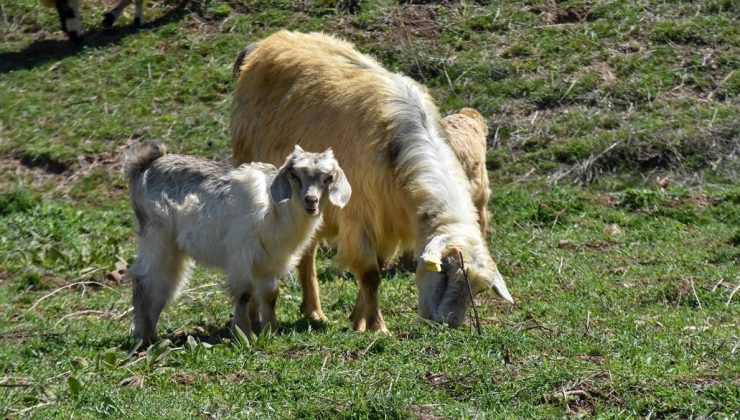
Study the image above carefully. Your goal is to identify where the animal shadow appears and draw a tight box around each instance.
[0,0,190,74]
[278,317,329,334]
[167,321,232,347]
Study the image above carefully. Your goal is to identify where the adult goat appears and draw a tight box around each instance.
[231,31,512,332]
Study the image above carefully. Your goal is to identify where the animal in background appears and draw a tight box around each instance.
[442,107,491,237]
[231,31,513,332]
[124,143,351,343]
[40,0,145,42]
[395,107,492,272]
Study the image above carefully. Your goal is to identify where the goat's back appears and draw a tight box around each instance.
[231,31,477,270]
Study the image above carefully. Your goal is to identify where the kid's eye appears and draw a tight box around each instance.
[324,175,333,185]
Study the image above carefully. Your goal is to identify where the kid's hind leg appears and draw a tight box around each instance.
[129,243,191,345]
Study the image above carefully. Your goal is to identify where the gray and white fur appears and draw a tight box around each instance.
[124,143,351,343]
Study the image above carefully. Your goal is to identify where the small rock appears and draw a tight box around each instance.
[104,270,124,284]
[605,223,623,235]
[558,239,578,249]
[119,375,144,389]
[656,176,669,190]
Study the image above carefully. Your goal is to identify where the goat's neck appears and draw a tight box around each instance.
[259,200,321,255]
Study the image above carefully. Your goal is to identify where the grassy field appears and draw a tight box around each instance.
[1,0,738,417]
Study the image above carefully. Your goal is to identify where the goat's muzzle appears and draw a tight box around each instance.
[304,196,319,215]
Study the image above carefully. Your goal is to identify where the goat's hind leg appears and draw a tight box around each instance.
[129,245,191,345]
[55,0,82,42]
[133,0,144,26]
[102,0,132,28]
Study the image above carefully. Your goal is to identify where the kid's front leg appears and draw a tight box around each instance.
[255,278,279,333]
[231,284,257,340]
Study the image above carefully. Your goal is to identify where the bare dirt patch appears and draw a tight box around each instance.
[665,191,720,210]
[542,372,621,415]
[408,405,443,420]
[577,355,606,365]
[530,1,594,25]
[0,140,136,198]
[169,372,198,385]
[283,346,312,359]
[387,4,442,44]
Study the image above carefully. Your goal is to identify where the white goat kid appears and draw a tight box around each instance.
[40,0,145,41]
[124,143,351,344]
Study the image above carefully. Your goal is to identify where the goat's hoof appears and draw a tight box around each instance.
[133,335,157,350]
[351,312,387,333]
[304,310,328,324]
[67,31,82,43]
[133,17,142,27]
[102,13,115,28]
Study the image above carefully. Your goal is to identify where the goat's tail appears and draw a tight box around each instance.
[40,0,55,8]
[232,42,259,80]
[125,142,166,187]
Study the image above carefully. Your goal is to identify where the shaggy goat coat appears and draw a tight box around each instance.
[231,31,512,329]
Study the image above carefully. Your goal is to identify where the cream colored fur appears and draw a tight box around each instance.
[231,31,512,331]
[443,108,491,237]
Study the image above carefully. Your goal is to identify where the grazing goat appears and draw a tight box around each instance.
[231,31,513,332]
[40,0,145,41]
[124,143,351,343]
[442,108,491,237]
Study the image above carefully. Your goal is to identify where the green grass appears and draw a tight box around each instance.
[1,0,738,417]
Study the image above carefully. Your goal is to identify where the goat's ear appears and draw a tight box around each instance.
[328,166,351,208]
[420,234,459,272]
[270,166,292,204]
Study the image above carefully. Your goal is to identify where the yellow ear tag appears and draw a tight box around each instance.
[425,261,442,272]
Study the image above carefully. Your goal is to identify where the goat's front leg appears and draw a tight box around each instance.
[298,240,327,322]
[255,278,279,333]
[231,286,256,340]
[350,269,388,333]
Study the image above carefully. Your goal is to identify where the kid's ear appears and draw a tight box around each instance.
[270,164,293,204]
[328,166,351,208]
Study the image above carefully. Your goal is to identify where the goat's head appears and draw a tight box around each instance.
[271,145,352,215]
[415,229,513,327]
